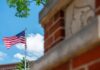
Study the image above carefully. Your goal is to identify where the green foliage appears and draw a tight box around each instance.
[7,0,48,18]
[36,0,47,5]
[16,57,28,70]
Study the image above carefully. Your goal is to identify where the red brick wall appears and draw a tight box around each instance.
[72,46,100,70]
[43,10,65,52]
[89,61,100,70]
[0,64,17,70]
[53,62,70,70]
[96,0,100,15]
[52,46,100,70]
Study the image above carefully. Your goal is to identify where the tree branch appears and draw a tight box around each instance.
[29,0,46,6]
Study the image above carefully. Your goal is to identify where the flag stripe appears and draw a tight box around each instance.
[3,31,26,48]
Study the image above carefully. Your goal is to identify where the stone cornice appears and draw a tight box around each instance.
[39,0,73,25]
[31,23,99,70]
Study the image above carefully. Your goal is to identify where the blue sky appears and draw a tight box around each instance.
[0,0,44,64]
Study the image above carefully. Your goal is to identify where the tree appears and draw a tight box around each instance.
[7,0,48,18]
[16,57,29,70]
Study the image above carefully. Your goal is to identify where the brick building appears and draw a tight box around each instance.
[0,61,33,70]
[0,63,17,70]
[31,0,100,70]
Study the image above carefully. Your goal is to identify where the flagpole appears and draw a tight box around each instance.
[25,44,27,70]
[25,28,27,70]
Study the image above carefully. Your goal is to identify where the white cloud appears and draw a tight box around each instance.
[26,33,44,53]
[14,53,37,61]
[15,33,44,60]
[0,51,7,60]
[15,43,25,50]
[14,53,24,60]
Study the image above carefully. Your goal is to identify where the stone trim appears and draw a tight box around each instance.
[39,0,73,24]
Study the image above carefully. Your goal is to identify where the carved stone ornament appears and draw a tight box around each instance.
[71,5,95,34]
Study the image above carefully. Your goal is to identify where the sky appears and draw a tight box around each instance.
[0,0,44,64]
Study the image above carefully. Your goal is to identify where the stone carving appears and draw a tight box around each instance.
[71,5,94,34]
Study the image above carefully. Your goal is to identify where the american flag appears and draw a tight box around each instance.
[3,31,26,48]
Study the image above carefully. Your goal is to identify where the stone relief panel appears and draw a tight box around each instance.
[71,5,94,34]
[64,0,95,39]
